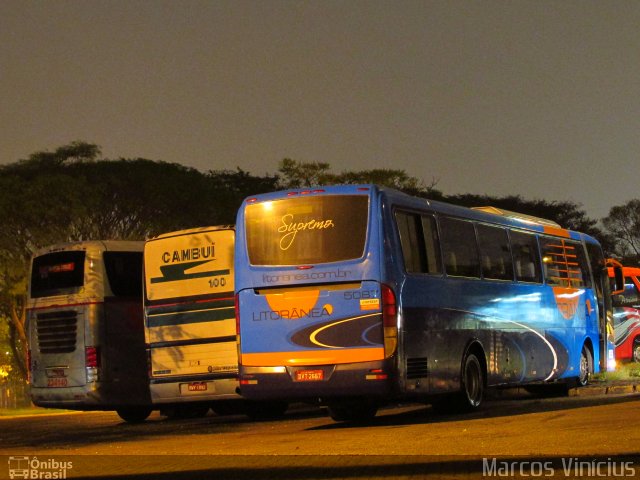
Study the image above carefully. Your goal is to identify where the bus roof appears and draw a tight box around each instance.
[33,240,144,257]
[470,206,561,228]
[240,184,596,244]
[147,225,234,242]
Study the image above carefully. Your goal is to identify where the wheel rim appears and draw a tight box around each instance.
[633,342,640,363]
[464,356,482,407]
[579,347,590,385]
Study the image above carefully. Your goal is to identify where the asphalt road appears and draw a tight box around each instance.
[1,391,639,479]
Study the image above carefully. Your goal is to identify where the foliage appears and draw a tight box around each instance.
[277,158,442,198]
[445,193,614,254]
[602,199,640,264]
[206,168,279,224]
[277,158,336,188]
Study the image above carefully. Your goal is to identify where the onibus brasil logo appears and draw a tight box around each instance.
[8,456,73,479]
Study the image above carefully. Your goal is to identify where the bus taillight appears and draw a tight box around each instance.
[85,346,100,383]
[381,284,398,357]
[85,346,100,367]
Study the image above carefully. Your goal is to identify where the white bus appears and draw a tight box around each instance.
[27,241,152,423]
[144,226,287,418]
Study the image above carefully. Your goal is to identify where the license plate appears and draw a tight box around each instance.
[187,382,207,392]
[295,369,324,382]
[47,378,68,388]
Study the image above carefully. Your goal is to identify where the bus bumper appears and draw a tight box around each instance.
[30,385,102,409]
[149,376,241,404]
[239,360,393,401]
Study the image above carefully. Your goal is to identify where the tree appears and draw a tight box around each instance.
[277,158,336,188]
[0,142,102,377]
[443,193,613,248]
[206,168,280,224]
[602,199,640,264]
[277,159,442,198]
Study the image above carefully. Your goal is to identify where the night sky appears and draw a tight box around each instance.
[2,1,639,219]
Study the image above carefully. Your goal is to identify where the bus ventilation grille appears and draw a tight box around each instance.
[36,310,78,354]
[406,357,429,379]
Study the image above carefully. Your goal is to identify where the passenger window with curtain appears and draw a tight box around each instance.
[476,224,514,281]
[510,231,542,283]
[539,237,591,288]
[439,217,480,278]
[395,211,442,275]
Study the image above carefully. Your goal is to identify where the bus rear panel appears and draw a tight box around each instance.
[144,226,240,406]
[28,241,149,411]
[237,189,397,400]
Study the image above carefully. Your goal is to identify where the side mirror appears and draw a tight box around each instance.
[606,258,625,295]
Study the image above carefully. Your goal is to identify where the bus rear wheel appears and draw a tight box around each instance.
[116,407,152,423]
[327,399,378,423]
[459,353,484,411]
[633,338,640,363]
[431,352,484,414]
[578,344,593,387]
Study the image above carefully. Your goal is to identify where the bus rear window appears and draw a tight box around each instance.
[31,251,85,298]
[245,195,369,266]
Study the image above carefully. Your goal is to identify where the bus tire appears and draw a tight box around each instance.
[633,338,640,363]
[116,407,152,423]
[578,344,593,387]
[327,399,378,423]
[458,352,484,411]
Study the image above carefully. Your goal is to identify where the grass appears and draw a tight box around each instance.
[592,361,640,382]
[0,406,74,417]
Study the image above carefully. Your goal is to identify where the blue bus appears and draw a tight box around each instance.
[235,185,620,421]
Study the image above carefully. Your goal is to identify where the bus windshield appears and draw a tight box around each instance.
[30,251,85,298]
[245,194,369,266]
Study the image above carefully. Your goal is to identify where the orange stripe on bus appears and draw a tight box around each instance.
[543,226,571,238]
[241,348,385,366]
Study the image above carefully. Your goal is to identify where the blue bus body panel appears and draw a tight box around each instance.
[237,187,384,366]
[235,185,608,402]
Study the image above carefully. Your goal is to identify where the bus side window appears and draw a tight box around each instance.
[395,211,442,274]
[421,215,442,274]
[103,252,143,297]
[539,237,590,288]
[439,216,480,278]
[614,276,640,307]
[396,212,426,273]
[510,231,542,283]
[477,224,514,281]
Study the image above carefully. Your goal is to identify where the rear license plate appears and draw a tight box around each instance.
[295,369,324,382]
[47,378,68,388]
[188,382,207,392]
